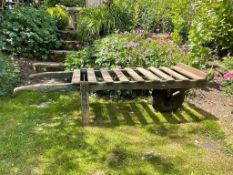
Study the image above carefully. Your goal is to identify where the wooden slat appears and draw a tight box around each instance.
[149,67,174,81]
[176,63,207,78]
[87,68,97,83]
[100,69,114,83]
[160,67,189,81]
[29,71,73,79]
[113,69,129,83]
[72,69,81,84]
[136,67,160,81]
[14,83,80,95]
[172,66,202,80]
[125,68,144,82]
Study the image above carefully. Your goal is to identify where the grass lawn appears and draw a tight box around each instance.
[0,92,233,175]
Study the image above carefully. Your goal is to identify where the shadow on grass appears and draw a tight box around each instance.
[0,92,220,175]
[105,146,181,174]
[90,101,217,127]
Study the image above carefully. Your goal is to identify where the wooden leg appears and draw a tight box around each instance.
[80,82,89,125]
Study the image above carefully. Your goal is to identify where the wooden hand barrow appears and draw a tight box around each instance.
[14,63,208,125]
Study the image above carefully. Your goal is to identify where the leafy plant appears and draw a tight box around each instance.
[171,0,196,44]
[65,33,194,70]
[222,57,233,95]
[222,57,233,70]
[0,54,19,96]
[136,0,173,33]
[43,0,58,7]
[47,7,69,30]
[223,71,233,95]
[0,6,61,60]
[171,0,233,65]
[77,0,173,42]
[77,2,132,42]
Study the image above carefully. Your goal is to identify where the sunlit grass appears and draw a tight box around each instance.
[0,92,233,175]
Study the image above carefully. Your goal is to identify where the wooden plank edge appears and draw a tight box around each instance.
[14,83,79,95]
[172,66,203,80]
[89,80,208,91]
[136,67,161,81]
[72,69,81,84]
[148,67,175,81]
[29,71,73,79]
[124,68,145,82]
[176,63,207,79]
[100,69,114,83]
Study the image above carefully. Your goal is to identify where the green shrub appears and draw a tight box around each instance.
[44,0,58,7]
[187,1,221,67]
[222,57,233,70]
[0,54,19,96]
[171,0,233,65]
[223,72,233,95]
[44,0,85,7]
[77,3,132,42]
[48,7,69,30]
[65,33,194,70]
[223,80,233,95]
[171,0,196,45]
[112,0,173,32]
[222,57,233,95]
[77,0,173,42]
[134,0,173,33]
[0,6,61,60]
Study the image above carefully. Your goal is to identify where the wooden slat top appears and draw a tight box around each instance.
[71,64,207,87]
[100,69,114,83]
[172,66,202,80]
[87,68,97,83]
[72,69,81,84]
[136,67,160,81]
[176,63,207,79]
[124,68,144,82]
[113,69,129,83]
[149,67,174,81]
[160,67,189,81]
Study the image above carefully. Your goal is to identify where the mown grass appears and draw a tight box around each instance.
[0,92,233,175]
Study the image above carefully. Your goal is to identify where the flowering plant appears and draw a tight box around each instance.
[224,71,233,80]
[223,71,233,95]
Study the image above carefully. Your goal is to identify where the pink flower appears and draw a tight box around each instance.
[134,29,145,34]
[76,44,81,49]
[125,41,140,49]
[224,71,233,80]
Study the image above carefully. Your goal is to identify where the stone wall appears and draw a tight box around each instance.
[86,0,105,7]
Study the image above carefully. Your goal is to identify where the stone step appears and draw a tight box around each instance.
[62,40,81,50]
[65,22,78,30]
[49,50,73,62]
[58,5,82,13]
[58,5,81,30]
[59,30,78,40]
[33,62,65,72]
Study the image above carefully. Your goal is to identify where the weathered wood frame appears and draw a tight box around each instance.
[14,63,207,125]
[71,64,207,125]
